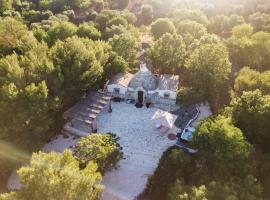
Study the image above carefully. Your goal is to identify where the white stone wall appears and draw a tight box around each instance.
[108,85,177,105]
[149,95,176,105]
[156,89,177,100]
[108,84,128,96]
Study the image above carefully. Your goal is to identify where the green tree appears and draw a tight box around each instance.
[249,31,270,71]
[227,24,270,71]
[103,25,126,40]
[33,27,48,42]
[207,176,262,200]
[50,36,110,104]
[109,33,140,64]
[257,3,270,14]
[0,40,59,159]
[229,14,245,28]
[198,34,221,46]
[168,180,207,200]
[226,24,254,69]
[0,0,13,14]
[141,5,153,25]
[231,90,270,153]
[95,10,123,32]
[248,12,270,32]
[177,20,207,45]
[177,86,204,106]
[231,23,254,38]
[208,15,230,35]
[208,14,245,37]
[151,18,176,40]
[233,67,270,97]
[66,0,92,10]
[104,52,128,79]
[107,15,128,28]
[148,33,186,74]
[173,9,209,27]
[74,133,123,173]
[41,0,67,13]
[110,0,130,10]
[62,10,75,20]
[86,9,98,21]
[198,34,221,45]
[40,0,92,12]
[168,176,263,200]
[95,11,110,32]
[22,10,53,24]
[0,17,30,56]
[47,21,78,46]
[144,147,194,200]
[185,43,231,107]
[0,150,103,200]
[192,116,253,179]
[77,23,101,41]
[121,10,136,24]
[190,33,221,51]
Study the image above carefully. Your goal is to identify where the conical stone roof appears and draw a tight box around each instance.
[128,64,158,91]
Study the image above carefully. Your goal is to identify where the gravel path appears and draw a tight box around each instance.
[97,102,178,200]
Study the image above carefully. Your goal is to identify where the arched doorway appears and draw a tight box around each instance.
[137,91,144,104]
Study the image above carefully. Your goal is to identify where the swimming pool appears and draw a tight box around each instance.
[181,126,196,141]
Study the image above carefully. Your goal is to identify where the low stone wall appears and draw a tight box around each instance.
[150,95,176,105]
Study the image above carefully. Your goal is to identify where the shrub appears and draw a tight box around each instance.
[74,133,123,173]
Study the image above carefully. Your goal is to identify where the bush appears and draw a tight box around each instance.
[151,18,176,40]
[177,87,204,106]
[104,52,128,79]
[74,133,123,173]
[107,16,128,28]
[0,150,103,200]
[143,147,194,200]
[103,25,125,40]
[47,21,77,46]
[141,5,153,25]
[77,23,101,40]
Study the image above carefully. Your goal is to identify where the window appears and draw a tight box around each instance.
[164,92,170,98]
[114,88,120,94]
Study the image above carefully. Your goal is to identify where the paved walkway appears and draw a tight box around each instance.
[97,102,178,200]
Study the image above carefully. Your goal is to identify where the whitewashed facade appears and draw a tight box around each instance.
[107,64,179,105]
[108,84,128,96]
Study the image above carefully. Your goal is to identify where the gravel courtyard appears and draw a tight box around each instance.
[97,102,178,200]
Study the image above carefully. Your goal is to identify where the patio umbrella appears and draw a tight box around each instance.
[151,110,178,129]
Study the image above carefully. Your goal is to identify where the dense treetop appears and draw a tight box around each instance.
[233,67,270,97]
[1,0,270,199]
[74,133,123,173]
[0,150,103,200]
[176,20,207,45]
[230,90,270,153]
[150,18,176,40]
[147,33,186,74]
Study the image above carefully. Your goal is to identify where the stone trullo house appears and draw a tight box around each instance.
[60,64,179,137]
[107,64,179,105]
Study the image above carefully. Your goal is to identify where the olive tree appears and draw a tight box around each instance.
[148,33,186,74]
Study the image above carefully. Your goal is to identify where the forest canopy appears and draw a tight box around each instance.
[0,0,270,199]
